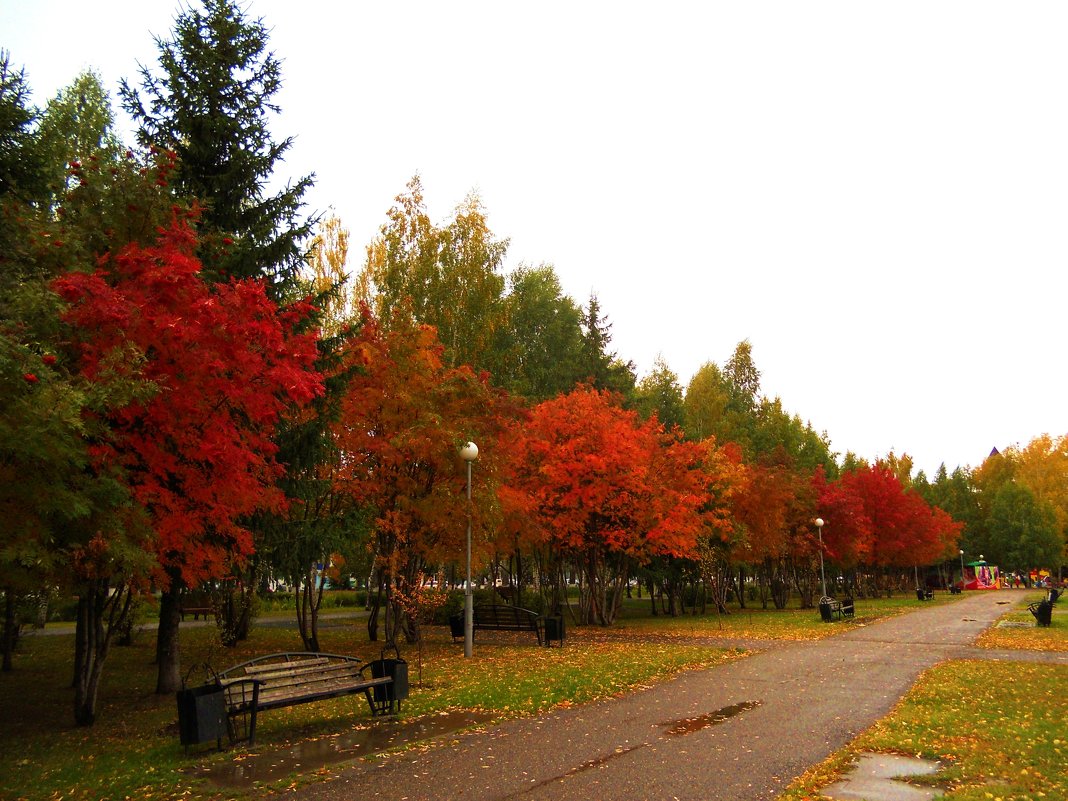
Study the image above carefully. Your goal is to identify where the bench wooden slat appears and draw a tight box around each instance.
[241,656,332,677]
[251,667,366,696]
[455,604,545,645]
[239,661,356,685]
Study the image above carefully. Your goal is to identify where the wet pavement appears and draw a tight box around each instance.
[195,711,495,789]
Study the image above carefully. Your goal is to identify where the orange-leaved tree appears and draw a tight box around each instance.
[503,387,708,625]
[333,306,513,643]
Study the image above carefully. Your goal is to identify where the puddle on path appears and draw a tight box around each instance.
[822,751,944,801]
[195,710,495,789]
[663,700,761,736]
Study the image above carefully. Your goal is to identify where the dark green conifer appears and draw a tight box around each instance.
[119,0,315,295]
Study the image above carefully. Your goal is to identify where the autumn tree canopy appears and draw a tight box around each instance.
[332,307,512,642]
[502,387,710,625]
[55,216,323,589]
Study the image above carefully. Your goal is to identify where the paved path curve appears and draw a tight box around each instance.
[284,593,1066,801]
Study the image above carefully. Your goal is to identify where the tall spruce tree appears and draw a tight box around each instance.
[120,0,323,693]
[0,52,47,208]
[579,293,636,398]
[119,0,315,294]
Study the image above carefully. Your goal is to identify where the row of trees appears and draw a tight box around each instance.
[2,0,1063,731]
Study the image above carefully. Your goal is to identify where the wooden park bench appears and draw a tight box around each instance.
[818,596,855,622]
[450,604,546,645]
[216,651,407,744]
[179,592,213,621]
[916,588,933,601]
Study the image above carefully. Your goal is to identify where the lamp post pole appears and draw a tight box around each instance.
[460,442,479,658]
[815,518,827,598]
[959,549,965,592]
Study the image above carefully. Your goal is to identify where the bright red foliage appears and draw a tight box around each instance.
[811,467,873,568]
[503,387,716,624]
[504,387,706,563]
[53,218,322,587]
[827,464,962,569]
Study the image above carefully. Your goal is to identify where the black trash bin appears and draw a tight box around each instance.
[818,597,837,623]
[176,682,227,751]
[542,614,565,646]
[370,645,409,713]
[448,612,464,641]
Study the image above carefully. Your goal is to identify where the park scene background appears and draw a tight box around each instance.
[2,2,1067,800]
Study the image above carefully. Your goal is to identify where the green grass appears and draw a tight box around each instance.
[977,592,1068,652]
[778,593,1068,801]
[613,592,954,640]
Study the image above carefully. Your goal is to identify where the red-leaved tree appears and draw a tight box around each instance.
[503,387,707,625]
[54,216,322,703]
[831,464,962,593]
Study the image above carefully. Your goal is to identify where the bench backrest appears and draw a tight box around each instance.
[219,653,362,684]
[472,604,539,628]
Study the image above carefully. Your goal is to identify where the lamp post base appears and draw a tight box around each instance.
[464,591,473,658]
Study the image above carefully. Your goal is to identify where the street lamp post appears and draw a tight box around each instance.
[814,517,827,598]
[959,549,965,592]
[460,442,479,658]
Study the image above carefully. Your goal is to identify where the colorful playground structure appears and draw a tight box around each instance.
[962,559,1000,590]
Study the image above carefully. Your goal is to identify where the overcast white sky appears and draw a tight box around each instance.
[4,1,1066,477]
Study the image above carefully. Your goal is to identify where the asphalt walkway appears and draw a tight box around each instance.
[282,592,1066,801]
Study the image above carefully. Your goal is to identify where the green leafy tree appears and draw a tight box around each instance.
[0,52,46,205]
[0,284,149,676]
[0,126,163,709]
[922,464,981,557]
[119,0,315,293]
[1013,434,1068,570]
[751,397,835,474]
[36,71,122,208]
[438,191,508,369]
[724,339,761,409]
[683,361,730,442]
[985,482,1061,571]
[493,263,586,401]
[682,342,763,452]
[363,177,508,373]
[634,355,685,430]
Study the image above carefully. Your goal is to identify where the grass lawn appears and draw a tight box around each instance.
[612,592,952,641]
[778,592,1068,801]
